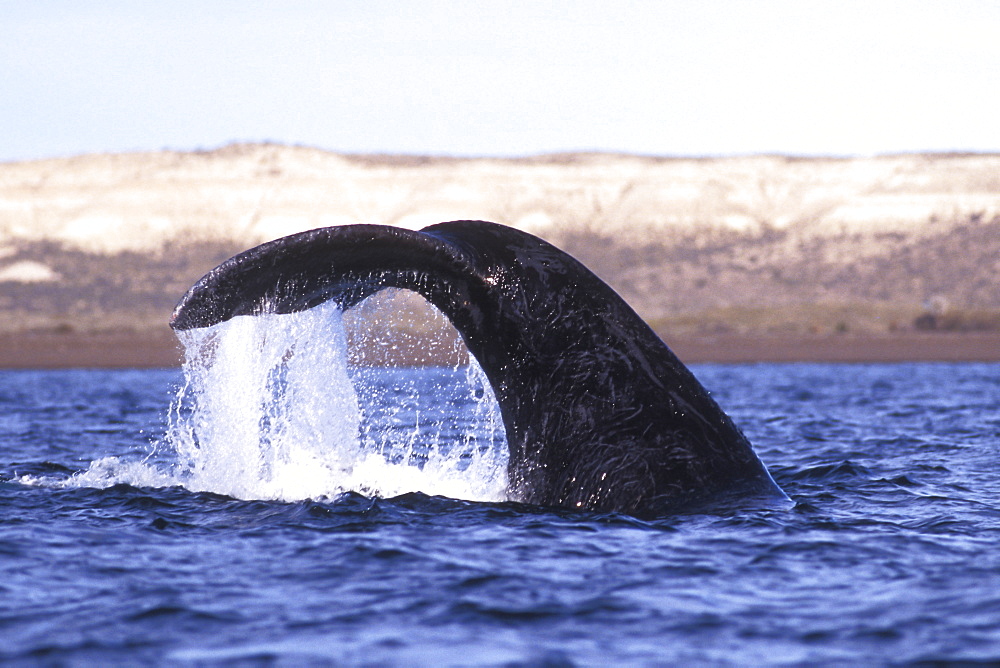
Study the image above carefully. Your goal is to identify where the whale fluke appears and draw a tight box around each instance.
[171,221,784,513]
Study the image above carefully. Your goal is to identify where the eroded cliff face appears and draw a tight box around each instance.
[1,145,998,335]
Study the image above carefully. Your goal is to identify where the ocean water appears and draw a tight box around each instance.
[2,308,999,665]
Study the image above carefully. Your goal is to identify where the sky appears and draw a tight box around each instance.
[3,0,999,162]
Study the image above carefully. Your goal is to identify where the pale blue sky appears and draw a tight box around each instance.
[3,0,999,162]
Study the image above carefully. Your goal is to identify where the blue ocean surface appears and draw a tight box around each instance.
[2,355,1000,665]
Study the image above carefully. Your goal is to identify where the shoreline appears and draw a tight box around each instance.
[666,331,1000,364]
[0,330,998,369]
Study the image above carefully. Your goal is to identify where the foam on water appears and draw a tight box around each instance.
[43,297,509,502]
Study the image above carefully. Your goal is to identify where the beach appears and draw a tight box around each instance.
[2,329,997,369]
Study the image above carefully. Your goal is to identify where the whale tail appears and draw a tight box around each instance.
[172,220,784,513]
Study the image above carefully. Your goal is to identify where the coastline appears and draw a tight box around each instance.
[3,147,999,371]
[667,331,1000,364]
[1,329,997,369]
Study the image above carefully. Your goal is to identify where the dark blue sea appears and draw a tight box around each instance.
[2,313,999,665]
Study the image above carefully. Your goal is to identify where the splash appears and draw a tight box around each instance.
[166,299,366,500]
[48,295,509,503]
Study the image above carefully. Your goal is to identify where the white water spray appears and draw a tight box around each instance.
[168,300,365,500]
[49,295,509,503]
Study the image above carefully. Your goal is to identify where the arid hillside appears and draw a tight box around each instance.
[1,144,998,339]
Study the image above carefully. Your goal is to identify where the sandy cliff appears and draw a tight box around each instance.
[0,145,998,346]
[3,145,999,251]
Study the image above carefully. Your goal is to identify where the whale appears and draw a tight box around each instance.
[171,220,784,514]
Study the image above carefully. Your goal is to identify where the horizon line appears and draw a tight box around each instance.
[4,141,1000,167]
